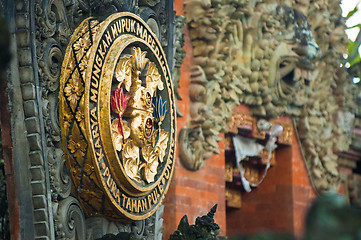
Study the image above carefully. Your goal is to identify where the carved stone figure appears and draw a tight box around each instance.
[179,66,220,170]
[181,0,355,192]
[169,205,225,240]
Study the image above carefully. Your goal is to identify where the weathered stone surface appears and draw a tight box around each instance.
[23,100,38,118]
[32,195,47,209]
[21,83,36,100]
[182,0,356,192]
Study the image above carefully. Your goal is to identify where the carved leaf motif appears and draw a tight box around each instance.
[63,103,73,136]
[131,47,149,75]
[141,145,159,183]
[68,158,81,187]
[83,163,94,176]
[153,96,168,125]
[79,54,89,80]
[115,56,132,91]
[75,96,85,133]
[111,119,130,151]
[80,176,103,211]
[90,20,100,41]
[73,34,91,61]
[141,145,158,163]
[144,159,159,183]
[79,23,89,35]
[123,140,141,182]
[146,62,163,94]
[64,69,84,112]
[154,129,169,162]
[67,124,87,165]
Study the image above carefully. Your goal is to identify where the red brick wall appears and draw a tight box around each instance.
[226,116,315,237]
[162,0,226,238]
[291,118,316,237]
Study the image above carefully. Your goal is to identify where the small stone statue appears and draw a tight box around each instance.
[169,204,226,240]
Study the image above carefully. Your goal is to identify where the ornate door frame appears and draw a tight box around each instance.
[1,0,177,239]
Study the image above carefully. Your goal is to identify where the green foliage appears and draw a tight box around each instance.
[346,4,361,71]
[346,5,359,19]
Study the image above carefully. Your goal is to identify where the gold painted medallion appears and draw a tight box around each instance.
[59,13,176,221]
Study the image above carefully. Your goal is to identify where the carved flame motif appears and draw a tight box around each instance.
[111,87,130,143]
[113,47,169,184]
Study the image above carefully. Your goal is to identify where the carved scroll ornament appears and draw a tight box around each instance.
[59,13,176,221]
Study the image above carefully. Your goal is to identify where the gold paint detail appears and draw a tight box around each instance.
[225,162,233,182]
[64,69,84,112]
[228,112,292,144]
[111,119,130,151]
[67,124,87,165]
[226,188,241,208]
[59,13,176,221]
[123,140,141,182]
[115,56,132,91]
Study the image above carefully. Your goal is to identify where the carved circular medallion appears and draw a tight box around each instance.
[59,13,176,221]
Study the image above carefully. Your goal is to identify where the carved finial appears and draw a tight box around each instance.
[207,204,217,219]
[169,204,224,240]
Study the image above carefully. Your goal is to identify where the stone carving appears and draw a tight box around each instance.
[169,204,225,240]
[87,205,164,240]
[173,15,187,117]
[182,0,356,192]
[4,0,175,238]
[53,197,86,239]
[179,65,220,170]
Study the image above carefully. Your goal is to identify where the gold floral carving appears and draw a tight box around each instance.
[111,119,130,151]
[146,62,164,93]
[75,96,85,132]
[113,47,170,183]
[115,56,132,91]
[73,35,91,61]
[62,103,72,136]
[141,145,159,183]
[131,47,149,78]
[67,124,87,165]
[110,42,173,216]
[64,69,84,112]
[123,140,141,182]
[153,129,169,162]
